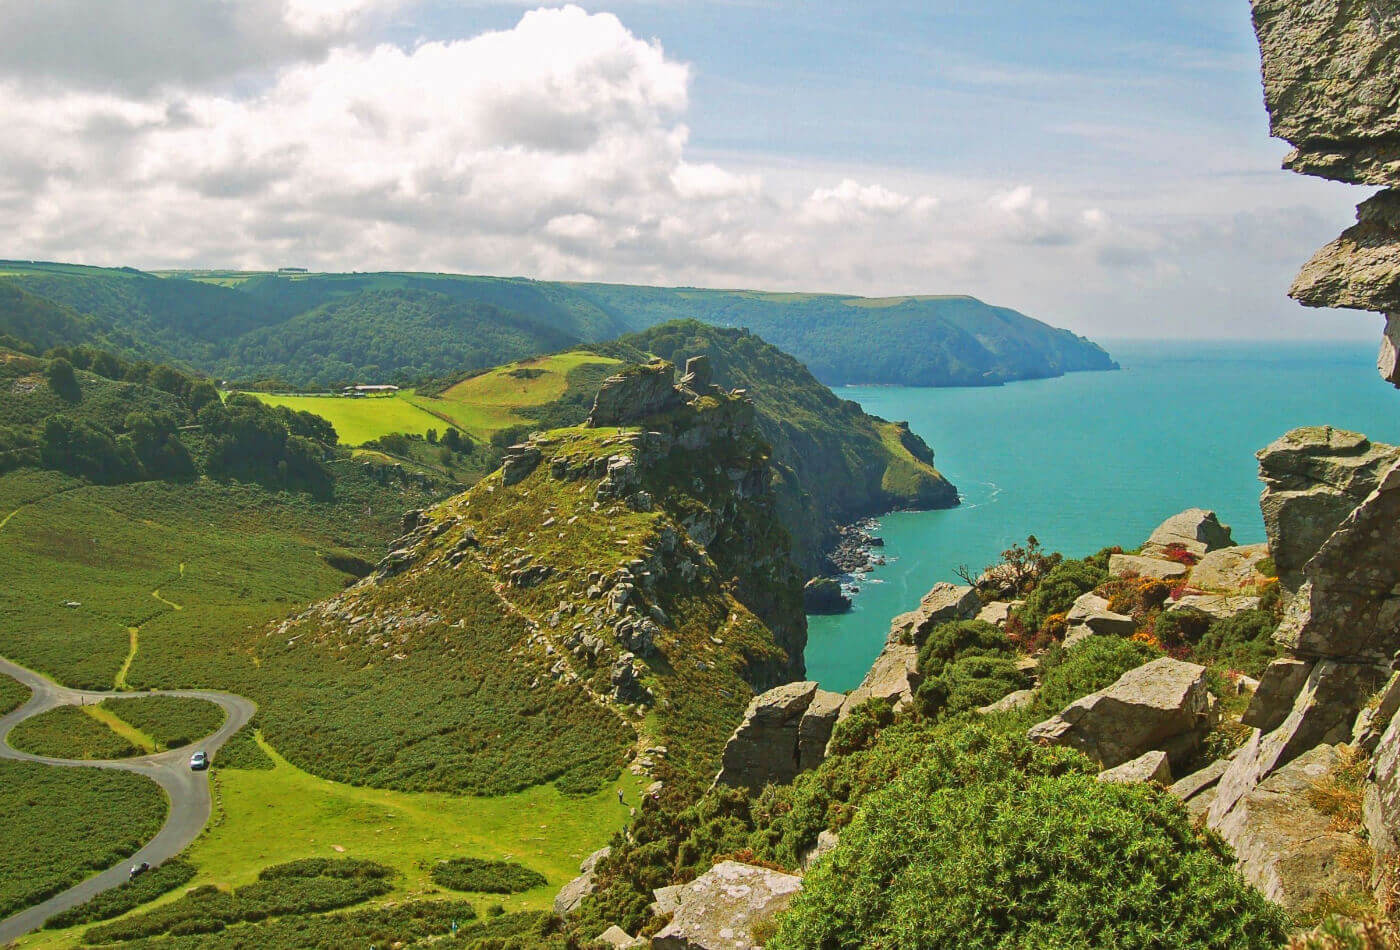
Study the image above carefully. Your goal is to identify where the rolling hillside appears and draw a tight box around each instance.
[0,261,1115,389]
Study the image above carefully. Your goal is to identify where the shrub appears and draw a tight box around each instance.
[1194,609,1280,677]
[44,859,196,929]
[1013,555,1109,634]
[430,858,548,894]
[913,620,1026,717]
[769,761,1289,950]
[1033,636,1161,717]
[824,698,894,757]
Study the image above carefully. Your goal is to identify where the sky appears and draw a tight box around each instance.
[0,0,1380,341]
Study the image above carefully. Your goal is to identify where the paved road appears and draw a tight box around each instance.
[0,658,255,945]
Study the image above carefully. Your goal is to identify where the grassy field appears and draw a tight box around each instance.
[242,392,445,446]
[0,761,167,920]
[100,697,226,751]
[0,467,438,691]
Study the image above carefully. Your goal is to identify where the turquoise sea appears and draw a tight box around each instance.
[806,340,1400,692]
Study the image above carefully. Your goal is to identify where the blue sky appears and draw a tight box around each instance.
[0,0,1376,340]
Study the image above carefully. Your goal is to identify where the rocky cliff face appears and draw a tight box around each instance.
[1253,0,1400,383]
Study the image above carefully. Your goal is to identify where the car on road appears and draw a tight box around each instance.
[129,862,150,880]
[189,751,208,771]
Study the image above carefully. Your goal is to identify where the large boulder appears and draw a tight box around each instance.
[1211,743,1369,912]
[1107,554,1188,582]
[1190,543,1271,591]
[1028,658,1214,771]
[886,582,979,646]
[975,600,1015,628]
[714,682,843,790]
[1141,508,1235,558]
[1097,750,1171,785]
[652,861,803,950]
[1354,672,1400,754]
[1257,427,1399,591]
[1169,759,1231,820]
[1065,592,1136,638]
[1241,657,1314,733]
[1365,701,1400,857]
[1166,594,1261,623]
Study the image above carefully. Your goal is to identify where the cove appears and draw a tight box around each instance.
[806,340,1400,692]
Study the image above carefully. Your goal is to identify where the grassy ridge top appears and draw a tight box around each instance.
[0,260,1115,390]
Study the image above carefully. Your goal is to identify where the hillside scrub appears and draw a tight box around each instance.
[430,858,548,894]
[913,619,1028,717]
[100,696,225,750]
[1009,549,1113,640]
[0,761,166,918]
[767,754,1289,948]
[0,673,29,715]
[7,704,141,760]
[43,859,196,929]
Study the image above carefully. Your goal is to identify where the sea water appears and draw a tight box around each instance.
[805,340,1400,691]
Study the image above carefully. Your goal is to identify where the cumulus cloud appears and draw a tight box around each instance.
[0,2,1356,340]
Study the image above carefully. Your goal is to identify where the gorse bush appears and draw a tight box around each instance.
[1010,550,1111,637]
[83,858,394,943]
[768,759,1289,949]
[430,858,548,894]
[914,619,1027,717]
[1032,635,1161,718]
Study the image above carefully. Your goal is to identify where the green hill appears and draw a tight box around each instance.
[0,261,1115,389]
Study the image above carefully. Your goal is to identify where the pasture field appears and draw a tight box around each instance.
[241,392,445,446]
[0,761,166,920]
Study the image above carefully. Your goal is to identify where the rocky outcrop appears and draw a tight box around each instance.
[714,681,843,791]
[1191,543,1271,591]
[887,582,979,646]
[1166,594,1261,622]
[1107,554,1187,582]
[587,360,685,427]
[801,577,850,615]
[836,642,920,721]
[1097,750,1171,785]
[1252,0,1400,378]
[554,847,611,918]
[1257,427,1398,591]
[977,688,1036,715]
[1065,592,1136,638]
[1169,759,1231,821]
[1211,744,1368,913]
[975,600,1016,627]
[652,861,803,950]
[1028,658,1214,771]
[1141,508,1234,558]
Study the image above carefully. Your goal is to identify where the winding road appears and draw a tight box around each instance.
[0,658,255,945]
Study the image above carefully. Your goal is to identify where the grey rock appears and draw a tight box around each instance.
[1210,743,1368,912]
[1292,188,1400,314]
[587,360,684,428]
[802,577,850,615]
[501,444,542,486]
[1107,554,1188,582]
[797,690,844,773]
[714,681,819,791]
[1242,657,1314,732]
[1169,758,1231,805]
[1167,594,1261,622]
[835,642,920,722]
[652,884,684,917]
[680,355,714,391]
[1365,700,1400,856]
[977,688,1036,715]
[595,925,640,948]
[1066,592,1136,637]
[799,829,840,870]
[1190,544,1271,591]
[652,861,803,950]
[1097,750,1171,785]
[553,847,610,917]
[1382,313,1400,386]
[1028,658,1213,771]
[1141,508,1235,558]
[1354,672,1400,754]
[975,601,1013,627]
[1062,626,1095,652]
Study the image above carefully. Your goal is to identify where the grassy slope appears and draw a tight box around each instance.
[99,697,226,751]
[243,392,445,446]
[0,673,29,715]
[7,705,141,760]
[0,762,167,920]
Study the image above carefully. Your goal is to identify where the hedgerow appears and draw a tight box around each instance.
[431,858,548,894]
[43,859,195,929]
[82,858,394,943]
[99,696,225,750]
[768,757,1289,949]
[0,761,166,919]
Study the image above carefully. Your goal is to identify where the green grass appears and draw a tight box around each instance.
[241,392,446,446]
[7,705,141,760]
[0,760,167,919]
[0,673,29,715]
[99,697,226,751]
[42,860,196,930]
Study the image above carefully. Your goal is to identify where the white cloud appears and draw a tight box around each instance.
[0,3,1371,341]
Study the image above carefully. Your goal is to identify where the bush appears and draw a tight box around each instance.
[1012,554,1109,635]
[769,759,1290,949]
[913,620,1025,717]
[44,859,197,929]
[1033,636,1161,717]
[824,698,894,757]
[1194,609,1280,677]
[431,858,548,895]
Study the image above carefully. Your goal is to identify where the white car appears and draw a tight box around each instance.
[189,751,209,771]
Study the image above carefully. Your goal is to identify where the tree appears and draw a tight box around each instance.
[46,358,80,401]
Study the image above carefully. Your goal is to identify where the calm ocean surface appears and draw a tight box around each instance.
[805,339,1400,692]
